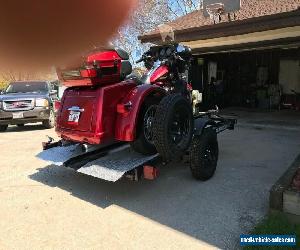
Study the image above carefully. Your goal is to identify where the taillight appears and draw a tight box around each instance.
[54,100,61,112]
[80,61,98,78]
[80,69,97,78]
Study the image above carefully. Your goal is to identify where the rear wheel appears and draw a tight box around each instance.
[0,125,8,132]
[43,109,55,129]
[153,94,193,162]
[130,101,158,155]
[190,128,219,181]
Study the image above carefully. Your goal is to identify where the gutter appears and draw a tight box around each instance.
[139,9,300,44]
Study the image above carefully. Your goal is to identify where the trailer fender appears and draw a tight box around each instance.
[115,84,166,141]
[193,117,216,136]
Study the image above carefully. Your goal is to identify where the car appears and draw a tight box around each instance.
[0,81,58,131]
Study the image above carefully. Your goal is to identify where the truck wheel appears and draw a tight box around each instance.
[190,128,219,181]
[0,125,8,132]
[43,109,55,129]
[153,94,193,162]
[130,102,158,155]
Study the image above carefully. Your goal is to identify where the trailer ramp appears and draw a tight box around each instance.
[37,144,159,182]
[76,147,158,181]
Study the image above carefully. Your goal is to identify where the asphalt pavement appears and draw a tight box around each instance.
[0,119,299,249]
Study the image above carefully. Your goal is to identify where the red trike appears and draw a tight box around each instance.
[41,44,235,182]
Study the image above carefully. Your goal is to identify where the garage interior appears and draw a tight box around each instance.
[190,47,300,111]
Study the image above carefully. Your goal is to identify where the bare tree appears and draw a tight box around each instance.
[113,0,171,61]
[169,0,199,17]
[113,0,201,64]
[0,69,56,90]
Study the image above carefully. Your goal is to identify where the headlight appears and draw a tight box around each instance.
[35,98,49,107]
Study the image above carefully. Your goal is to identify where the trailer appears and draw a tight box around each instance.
[37,112,236,182]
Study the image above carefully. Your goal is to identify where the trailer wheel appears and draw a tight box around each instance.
[190,128,219,181]
[130,101,158,155]
[153,94,193,162]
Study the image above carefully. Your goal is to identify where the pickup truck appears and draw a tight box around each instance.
[0,81,58,131]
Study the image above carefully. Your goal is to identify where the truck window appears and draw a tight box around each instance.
[5,82,48,94]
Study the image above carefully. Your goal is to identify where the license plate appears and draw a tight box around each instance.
[12,112,24,119]
[68,111,81,123]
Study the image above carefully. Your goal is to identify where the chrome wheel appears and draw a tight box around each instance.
[143,105,156,143]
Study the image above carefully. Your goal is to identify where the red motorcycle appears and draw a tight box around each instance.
[56,44,194,161]
[46,44,236,181]
[134,44,194,161]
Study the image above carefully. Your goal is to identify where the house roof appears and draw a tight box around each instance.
[139,0,300,43]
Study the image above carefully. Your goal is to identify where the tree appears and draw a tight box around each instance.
[0,68,57,90]
[168,0,200,17]
[113,0,171,62]
[113,0,201,64]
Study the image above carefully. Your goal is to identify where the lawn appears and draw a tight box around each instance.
[244,213,300,250]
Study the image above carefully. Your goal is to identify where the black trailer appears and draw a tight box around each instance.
[38,112,236,182]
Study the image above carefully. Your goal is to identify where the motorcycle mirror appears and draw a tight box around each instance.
[176,44,186,53]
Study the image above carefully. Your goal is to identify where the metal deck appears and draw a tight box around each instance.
[77,146,158,181]
[37,144,159,182]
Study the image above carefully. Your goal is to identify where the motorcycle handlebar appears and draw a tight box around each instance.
[136,48,190,64]
[136,58,143,64]
[136,55,152,64]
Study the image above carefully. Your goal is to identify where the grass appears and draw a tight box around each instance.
[244,213,300,250]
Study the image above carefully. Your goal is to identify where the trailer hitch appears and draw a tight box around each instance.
[42,136,62,150]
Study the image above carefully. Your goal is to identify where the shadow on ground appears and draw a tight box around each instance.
[5,124,48,133]
[29,125,300,249]
[30,162,239,249]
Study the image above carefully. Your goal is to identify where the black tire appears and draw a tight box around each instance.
[0,125,8,132]
[153,94,193,162]
[190,128,219,181]
[42,109,55,129]
[130,100,158,155]
[17,124,25,127]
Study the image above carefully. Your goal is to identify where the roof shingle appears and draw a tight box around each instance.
[143,0,300,36]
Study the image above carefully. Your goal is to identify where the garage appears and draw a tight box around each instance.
[189,46,300,110]
[139,0,300,111]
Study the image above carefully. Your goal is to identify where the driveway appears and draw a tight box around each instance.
[0,119,300,250]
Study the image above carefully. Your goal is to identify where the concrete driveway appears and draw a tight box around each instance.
[0,116,299,250]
